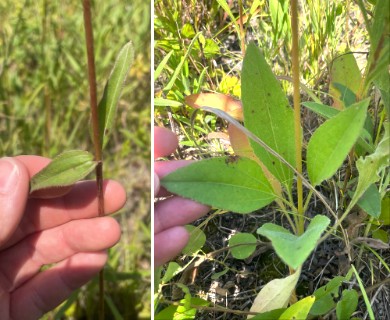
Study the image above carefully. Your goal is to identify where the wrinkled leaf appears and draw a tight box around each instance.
[98,41,134,149]
[30,150,96,192]
[182,225,206,255]
[336,289,359,320]
[279,295,315,320]
[248,270,300,316]
[242,43,296,190]
[229,233,257,260]
[257,215,330,270]
[185,93,243,121]
[307,99,369,186]
[161,157,276,214]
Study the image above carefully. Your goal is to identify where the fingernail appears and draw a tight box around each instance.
[0,158,19,195]
[154,172,160,196]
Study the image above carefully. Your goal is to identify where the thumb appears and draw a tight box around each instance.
[0,157,29,245]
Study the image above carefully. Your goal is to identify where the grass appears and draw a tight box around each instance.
[0,0,151,319]
[154,0,389,319]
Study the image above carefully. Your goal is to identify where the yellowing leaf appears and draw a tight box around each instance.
[185,93,243,121]
[279,296,315,320]
[248,270,300,317]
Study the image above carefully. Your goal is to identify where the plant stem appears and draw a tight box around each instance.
[290,0,304,235]
[82,0,105,318]
[238,0,245,55]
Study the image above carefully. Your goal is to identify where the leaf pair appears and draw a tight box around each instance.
[30,42,134,193]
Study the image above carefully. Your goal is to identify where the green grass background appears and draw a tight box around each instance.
[0,0,151,319]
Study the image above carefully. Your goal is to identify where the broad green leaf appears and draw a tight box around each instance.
[307,99,369,186]
[161,157,276,214]
[379,194,390,225]
[155,297,208,320]
[242,43,296,189]
[310,276,344,316]
[349,125,390,212]
[336,289,359,320]
[257,215,330,270]
[248,270,300,316]
[229,233,257,260]
[182,225,206,255]
[279,296,315,320]
[355,184,381,218]
[329,53,362,109]
[30,150,96,192]
[98,41,134,149]
[332,82,357,107]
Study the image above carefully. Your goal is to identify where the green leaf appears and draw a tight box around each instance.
[329,53,362,109]
[356,184,381,218]
[302,101,340,119]
[211,268,229,280]
[161,157,276,214]
[257,215,330,270]
[154,97,183,107]
[161,262,181,283]
[229,233,257,260]
[336,289,359,320]
[348,125,390,212]
[155,297,208,320]
[249,309,286,320]
[278,296,315,320]
[242,43,296,190]
[310,276,344,316]
[98,41,134,149]
[248,270,300,315]
[379,194,390,225]
[30,150,96,192]
[307,99,369,186]
[182,225,206,255]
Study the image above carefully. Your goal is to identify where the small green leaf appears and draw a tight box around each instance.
[161,262,181,283]
[379,194,390,225]
[182,225,206,255]
[310,276,344,316]
[249,270,300,315]
[211,268,229,280]
[257,215,330,270]
[30,150,96,192]
[161,157,276,214]
[336,289,359,320]
[278,295,315,320]
[242,43,296,190]
[307,99,369,186]
[98,41,134,149]
[229,233,257,260]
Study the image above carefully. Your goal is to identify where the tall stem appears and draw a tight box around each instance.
[82,0,105,318]
[290,0,303,235]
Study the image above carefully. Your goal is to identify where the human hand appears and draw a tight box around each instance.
[0,156,126,320]
[154,127,209,266]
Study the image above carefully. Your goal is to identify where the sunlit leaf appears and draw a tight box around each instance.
[257,215,330,270]
[248,270,300,316]
[242,43,296,190]
[161,157,276,214]
[278,296,315,320]
[307,99,369,186]
[30,150,96,192]
[185,93,243,121]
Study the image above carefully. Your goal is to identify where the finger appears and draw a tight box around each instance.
[3,179,126,249]
[0,158,29,245]
[10,251,107,320]
[155,196,209,234]
[0,217,120,290]
[154,126,178,159]
[154,227,189,267]
[154,160,193,197]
